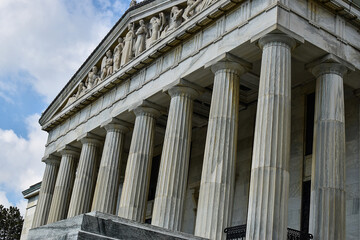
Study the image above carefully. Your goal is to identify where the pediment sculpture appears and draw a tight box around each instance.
[66,0,220,109]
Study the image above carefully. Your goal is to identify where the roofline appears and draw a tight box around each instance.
[39,0,156,126]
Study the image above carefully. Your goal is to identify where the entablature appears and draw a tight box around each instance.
[40,0,245,131]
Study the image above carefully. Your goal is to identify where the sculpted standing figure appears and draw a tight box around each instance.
[86,66,99,90]
[121,23,135,65]
[167,6,183,32]
[148,13,166,46]
[130,0,137,7]
[134,20,147,57]
[101,50,113,80]
[183,0,203,21]
[113,37,124,71]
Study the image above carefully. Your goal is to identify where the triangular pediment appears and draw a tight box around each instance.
[39,0,228,130]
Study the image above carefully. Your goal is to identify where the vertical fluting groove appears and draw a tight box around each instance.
[246,36,294,240]
[195,64,241,240]
[309,64,346,240]
[67,140,100,218]
[152,87,196,231]
[118,110,157,222]
[92,127,125,214]
[47,153,78,224]
[31,160,59,228]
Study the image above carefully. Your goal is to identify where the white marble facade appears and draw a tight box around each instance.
[25,0,360,240]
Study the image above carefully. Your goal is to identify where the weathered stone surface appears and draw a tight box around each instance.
[308,61,348,240]
[68,134,102,218]
[31,156,60,228]
[152,85,198,231]
[91,120,128,214]
[118,104,161,222]
[47,146,80,224]
[246,34,295,240]
[195,54,249,240]
[28,212,206,240]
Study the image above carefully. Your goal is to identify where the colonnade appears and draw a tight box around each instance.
[32,34,351,240]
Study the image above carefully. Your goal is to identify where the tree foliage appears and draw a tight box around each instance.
[0,205,24,240]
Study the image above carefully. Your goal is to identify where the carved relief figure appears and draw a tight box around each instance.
[121,23,135,65]
[148,13,166,46]
[183,0,203,21]
[86,66,99,90]
[113,37,124,71]
[167,6,183,32]
[134,20,148,57]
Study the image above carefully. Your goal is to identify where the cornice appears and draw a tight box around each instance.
[40,0,244,131]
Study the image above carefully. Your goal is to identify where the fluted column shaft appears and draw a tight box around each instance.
[246,34,295,240]
[309,63,347,240]
[195,61,246,240]
[91,123,128,214]
[118,107,159,222]
[31,157,60,228]
[152,86,198,231]
[67,135,101,218]
[47,148,79,224]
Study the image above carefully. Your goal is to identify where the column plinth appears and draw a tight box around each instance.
[151,86,199,231]
[67,134,102,218]
[246,34,295,240]
[47,147,79,224]
[195,57,248,240]
[309,62,348,240]
[31,156,60,228]
[118,105,161,222]
[91,121,129,214]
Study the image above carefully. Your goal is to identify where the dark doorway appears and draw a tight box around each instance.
[301,180,311,233]
[305,93,315,156]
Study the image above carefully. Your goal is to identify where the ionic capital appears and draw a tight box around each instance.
[205,53,252,76]
[258,34,296,50]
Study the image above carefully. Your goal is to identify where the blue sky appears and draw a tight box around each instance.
[0,0,133,215]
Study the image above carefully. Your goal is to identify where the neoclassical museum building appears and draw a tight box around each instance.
[21,0,360,239]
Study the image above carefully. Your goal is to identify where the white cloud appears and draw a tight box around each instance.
[0,114,46,201]
[0,191,11,207]
[0,0,128,103]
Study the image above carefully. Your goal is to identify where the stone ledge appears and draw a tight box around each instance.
[28,211,207,240]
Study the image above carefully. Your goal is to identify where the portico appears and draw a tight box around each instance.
[28,1,360,240]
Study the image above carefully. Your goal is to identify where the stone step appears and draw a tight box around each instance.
[28,211,207,240]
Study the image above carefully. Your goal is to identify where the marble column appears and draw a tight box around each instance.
[67,133,102,218]
[91,119,129,214]
[246,34,295,240]
[118,104,161,222]
[47,146,79,224]
[195,55,249,240]
[31,155,60,228]
[151,84,199,231]
[308,62,348,240]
